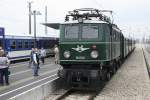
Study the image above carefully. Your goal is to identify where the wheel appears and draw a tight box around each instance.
[112,67,116,75]
[110,63,116,75]
[100,69,107,81]
[117,61,121,68]
[106,72,111,81]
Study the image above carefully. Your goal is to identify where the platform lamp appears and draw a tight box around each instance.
[31,10,41,48]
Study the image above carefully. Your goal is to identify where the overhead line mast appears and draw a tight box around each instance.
[45,6,48,34]
[28,1,33,34]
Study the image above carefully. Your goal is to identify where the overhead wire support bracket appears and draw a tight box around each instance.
[65,8,113,23]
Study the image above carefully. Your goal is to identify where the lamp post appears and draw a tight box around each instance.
[31,10,41,48]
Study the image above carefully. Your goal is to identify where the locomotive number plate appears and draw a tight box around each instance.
[76,56,85,60]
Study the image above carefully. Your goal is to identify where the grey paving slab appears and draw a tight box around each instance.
[95,44,150,100]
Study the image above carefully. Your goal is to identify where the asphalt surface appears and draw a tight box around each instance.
[0,57,60,100]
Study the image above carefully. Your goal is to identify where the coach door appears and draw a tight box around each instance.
[0,39,3,48]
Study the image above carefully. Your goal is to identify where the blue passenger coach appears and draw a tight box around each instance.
[0,27,58,61]
[0,27,5,48]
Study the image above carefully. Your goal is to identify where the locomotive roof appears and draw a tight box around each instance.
[112,25,121,32]
[44,8,113,30]
[43,21,121,33]
[43,20,108,30]
[43,23,60,30]
[62,20,108,24]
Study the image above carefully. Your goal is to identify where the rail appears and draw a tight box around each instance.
[55,88,99,100]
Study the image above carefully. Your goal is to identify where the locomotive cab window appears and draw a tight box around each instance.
[82,25,98,39]
[64,25,79,39]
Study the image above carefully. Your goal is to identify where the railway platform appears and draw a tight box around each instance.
[95,44,150,100]
[0,58,60,100]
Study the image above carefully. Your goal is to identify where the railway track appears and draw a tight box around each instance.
[55,88,99,100]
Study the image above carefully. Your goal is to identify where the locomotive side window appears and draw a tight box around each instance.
[113,30,116,41]
[115,31,117,41]
[10,40,16,50]
[82,25,98,39]
[65,25,79,39]
[103,24,110,41]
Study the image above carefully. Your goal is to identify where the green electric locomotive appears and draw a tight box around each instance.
[45,8,135,87]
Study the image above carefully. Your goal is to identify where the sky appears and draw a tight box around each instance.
[0,0,150,39]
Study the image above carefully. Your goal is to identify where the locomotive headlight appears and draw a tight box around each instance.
[91,50,98,58]
[64,51,71,58]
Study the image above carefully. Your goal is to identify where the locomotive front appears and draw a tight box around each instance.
[59,23,106,65]
[58,8,113,87]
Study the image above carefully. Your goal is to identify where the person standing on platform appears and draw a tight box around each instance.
[0,46,8,57]
[0,46,3,51]
[40,48,46,64]
[0,50,10,85]
[54,45,59,64]
[32,48,40,76]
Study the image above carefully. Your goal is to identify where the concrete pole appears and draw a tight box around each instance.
[28,2,32,34]
[33,10,37,48]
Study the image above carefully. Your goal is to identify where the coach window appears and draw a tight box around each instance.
[44,41,49,49]
[65,25,79,39]
[30,42,34,48]
[25,41,28,48]
[18,41,23,49]
[43,41,46,48]
[10,40,16,50]
[82,25,98,39]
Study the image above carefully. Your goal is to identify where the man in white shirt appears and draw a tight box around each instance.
[54,45,59,64]
[32,48,40,76]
